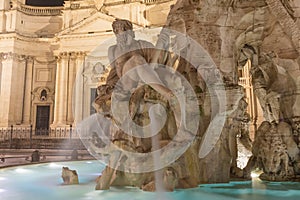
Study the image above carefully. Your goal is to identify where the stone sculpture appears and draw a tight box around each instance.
[92,14,246,191]
[232,0,300,180]
[94,19,186,191]
[0,154,5,163]
[71,149,78,160]
[237,46,296,124]
[31,150,40,162]
[244,121,300,181]
[61,167,79,185]
[91,0,300,191]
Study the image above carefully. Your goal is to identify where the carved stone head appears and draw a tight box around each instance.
[112,19,133,34]
[112,19,135,48]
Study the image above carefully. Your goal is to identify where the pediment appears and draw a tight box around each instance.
[58,12,116,36]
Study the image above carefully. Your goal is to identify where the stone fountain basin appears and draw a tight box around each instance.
[0,160,299,200]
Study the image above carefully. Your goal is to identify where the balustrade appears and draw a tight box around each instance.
[18,4,62,16]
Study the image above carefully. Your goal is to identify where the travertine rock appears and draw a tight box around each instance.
[93,12,248,190]
[245,121,300,181]
[231,0,300,180]
[61,167,79,185]
[93,0,300,190]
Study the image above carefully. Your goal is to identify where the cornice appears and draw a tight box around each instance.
[57,10,115,36]
[0,52,58,64]
[57,51,87,60]
[58,30,114,40]
[86,54,108,60]
[17,4,63,16]
[64,5,97,11]
[0,32,58,43]
[0,32,16,40]
[103,0,173,6]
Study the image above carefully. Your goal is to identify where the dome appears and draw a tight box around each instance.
[25,0,64,7]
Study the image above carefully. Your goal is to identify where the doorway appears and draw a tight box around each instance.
[35,105,50,135]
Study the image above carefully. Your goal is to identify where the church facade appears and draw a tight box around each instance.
[0,0,277,138]
[0,0,175,132]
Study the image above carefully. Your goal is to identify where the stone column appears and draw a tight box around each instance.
[22,57,34,125]
[5,9,16,32]
[0,53,14,126]
[53,57,61,126]
[0,1,9,32]
[0,52,24,126]
[5,11,11,31]
[0,0,9,10]
[73,52,85,125]
[13,55,26,124]
[0,10,6,32]
[66,52,76,124]
[53,52,69,126]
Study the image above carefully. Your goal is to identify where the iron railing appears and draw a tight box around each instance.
[0,125,85,150]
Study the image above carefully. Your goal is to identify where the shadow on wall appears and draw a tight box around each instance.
[34,16,63,38]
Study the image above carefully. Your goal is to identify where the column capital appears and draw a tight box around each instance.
[70,52,77,60]
[57,51,87,60]
[26,56,34,62]
[59,52,70,59]
[75,51,87,59]
[0,52,13,61]
[0,52,28,62]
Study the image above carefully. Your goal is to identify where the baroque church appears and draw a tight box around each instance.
[0,0,176,132]
[1,0,300,189]
[0,0,276,138]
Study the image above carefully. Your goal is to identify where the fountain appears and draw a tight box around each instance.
[1,0,300,199]
[76,0,300,192]
[0,160,300,200]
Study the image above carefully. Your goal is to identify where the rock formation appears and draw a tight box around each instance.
[244,121,300,181]
[61,167,79,185]
[230,0,300,180]
[92,16,245,191]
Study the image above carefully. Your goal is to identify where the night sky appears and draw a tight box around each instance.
[26,0,64,7]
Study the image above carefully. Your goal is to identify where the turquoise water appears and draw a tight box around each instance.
[0,160,300,200]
